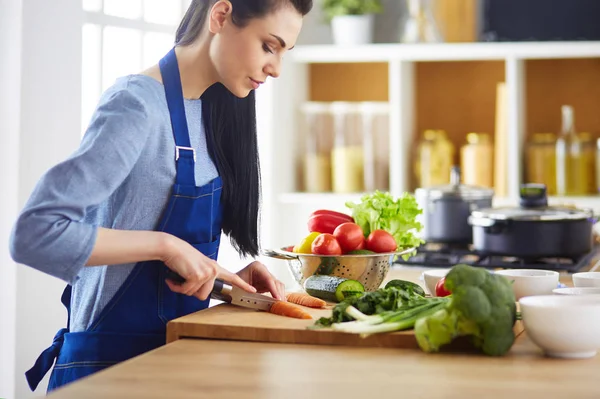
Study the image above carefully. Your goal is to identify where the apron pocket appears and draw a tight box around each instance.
[48,331,164,392]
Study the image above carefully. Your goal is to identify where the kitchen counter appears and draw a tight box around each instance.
[46,331,600,399]
[46,266,600,399]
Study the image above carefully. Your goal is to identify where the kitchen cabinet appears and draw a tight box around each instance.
[254,43,600,275]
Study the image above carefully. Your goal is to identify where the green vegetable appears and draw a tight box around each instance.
[315,257,337,275]
[304,275,365,303]
[345,191,424,259]
[313,282,445,328]
[384,279,426,297]
[414,264,517,356]
[348,249,376,255]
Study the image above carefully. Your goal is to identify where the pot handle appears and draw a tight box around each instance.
[468,216,509,234]
[261,249,299,261]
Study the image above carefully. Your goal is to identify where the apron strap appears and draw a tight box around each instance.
[159,47,196,186]
[25,286,72,391]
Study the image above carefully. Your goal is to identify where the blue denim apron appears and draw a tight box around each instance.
[25,47,223,393]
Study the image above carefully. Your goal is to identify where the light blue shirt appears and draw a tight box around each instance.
[10,75,219,332]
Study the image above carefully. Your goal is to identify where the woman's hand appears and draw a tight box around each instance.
[236,261,286,301]
[161,234,256,301]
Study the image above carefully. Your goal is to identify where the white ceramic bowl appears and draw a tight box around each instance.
[553,287,600,296]
[519,295,600,359]
[572,272,600,288]
[494,269,559,300]
[421,269,450,296]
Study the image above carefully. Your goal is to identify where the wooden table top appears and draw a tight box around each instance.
[47,332,600,399]
[46,265,599,399]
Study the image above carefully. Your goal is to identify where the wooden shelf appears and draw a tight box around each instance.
[259,42,600,251]
[291,42,600,64]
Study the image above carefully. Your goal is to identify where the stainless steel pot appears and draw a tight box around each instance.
[415,167,494,244]
[469,184,596,259]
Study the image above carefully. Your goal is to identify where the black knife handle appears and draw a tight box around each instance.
[213,278,224,293]
[165,271,226,295]
[166,270,186,284]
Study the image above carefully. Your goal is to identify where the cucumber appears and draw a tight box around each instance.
[304,275,365,303]
[384,279,425,296]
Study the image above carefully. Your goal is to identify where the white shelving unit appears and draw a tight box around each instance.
[256,42,600,278]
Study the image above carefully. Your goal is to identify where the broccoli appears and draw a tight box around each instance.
[414,264,517,356]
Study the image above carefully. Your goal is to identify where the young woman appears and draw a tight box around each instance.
[11,0,312,392]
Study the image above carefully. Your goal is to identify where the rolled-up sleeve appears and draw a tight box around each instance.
[9,83,152,283]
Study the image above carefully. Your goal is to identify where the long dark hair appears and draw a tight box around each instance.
[175,0,312,257]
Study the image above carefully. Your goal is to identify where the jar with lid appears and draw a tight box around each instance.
[460,132,494,188]
[556,105,587,195]
[330,102,364,193]
[579,132,596,194]
[415,129,455,187]
[596,138,600,194]
[361,102,390,192]
[300,102,333,193]
[525,133,557,195]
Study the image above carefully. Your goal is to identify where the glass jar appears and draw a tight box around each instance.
[525,133,557,195]
[556,105,587,196]
[331,102,364,193]
[415,129,455,187]
[460,132,494,188]
[361,102,390,192]
[300,102,333,193]
[580,132,596,195]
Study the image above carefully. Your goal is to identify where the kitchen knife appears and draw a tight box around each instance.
[166,270,277,311]
[211,279,277,312]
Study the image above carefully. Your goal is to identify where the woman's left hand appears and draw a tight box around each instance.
[237,261,286,301]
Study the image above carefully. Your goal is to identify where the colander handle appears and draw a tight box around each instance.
[261,249,298,260]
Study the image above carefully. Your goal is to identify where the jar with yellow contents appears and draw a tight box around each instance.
[525,133,557,195]
[415,129,455,187]
[460,133,494,188]
[579,132,596,195]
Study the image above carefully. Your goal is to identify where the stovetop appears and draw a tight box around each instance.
[393,242,600,273]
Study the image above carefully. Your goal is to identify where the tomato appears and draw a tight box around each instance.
[311,233,342,255]
[365,230,397,253]
[310,209,354,223]
[293,232,321,254]
[307,214,350,234]
[435,277,451,297]
[355,238,365,250]
[333,223,364,253]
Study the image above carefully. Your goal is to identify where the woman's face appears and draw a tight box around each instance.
[208,1,304,98]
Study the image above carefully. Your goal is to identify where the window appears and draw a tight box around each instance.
[81,0,191,131]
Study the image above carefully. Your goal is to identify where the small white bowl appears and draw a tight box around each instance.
[553,287,600,296]
[421,269,450,296]
[519,295,600,359]
[494,269,559,300]
[572,272,600,288]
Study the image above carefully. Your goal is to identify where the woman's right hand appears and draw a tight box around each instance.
[161,234,256,301]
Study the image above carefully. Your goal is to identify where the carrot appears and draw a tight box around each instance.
[269,301,312,320]
[286,292,326,309]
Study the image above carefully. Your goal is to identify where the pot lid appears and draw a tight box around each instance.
[415,166,494,200]
[471,206,592,222]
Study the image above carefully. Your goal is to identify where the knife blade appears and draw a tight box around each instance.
[165,270,277,311]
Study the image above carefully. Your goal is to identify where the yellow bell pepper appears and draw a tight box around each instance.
[293,232,321,254]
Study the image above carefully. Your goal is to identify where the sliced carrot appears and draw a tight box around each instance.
[286,292,326,309]
[269,301,312,320]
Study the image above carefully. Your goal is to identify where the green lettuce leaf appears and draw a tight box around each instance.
[345,191,424,257]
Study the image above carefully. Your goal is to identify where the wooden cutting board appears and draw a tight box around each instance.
[167,302,525,350]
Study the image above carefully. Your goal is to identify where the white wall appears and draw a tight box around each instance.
[10,1,83,398]
[0,1,22,398]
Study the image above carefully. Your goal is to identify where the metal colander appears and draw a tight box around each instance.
[263,247,416,292]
